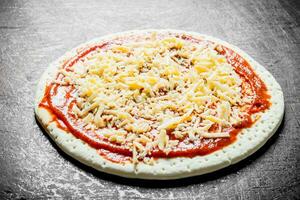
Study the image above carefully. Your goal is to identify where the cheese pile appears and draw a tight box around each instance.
[58,33,247,163]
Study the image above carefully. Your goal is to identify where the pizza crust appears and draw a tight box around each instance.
[35,30,284,179]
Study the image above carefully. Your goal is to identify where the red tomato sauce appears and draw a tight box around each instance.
[39,35,270,163]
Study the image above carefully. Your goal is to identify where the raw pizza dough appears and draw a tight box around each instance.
[35,30,284,179]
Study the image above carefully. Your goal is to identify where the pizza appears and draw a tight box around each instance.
[35,30,284,179]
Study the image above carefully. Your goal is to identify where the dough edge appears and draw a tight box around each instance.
[34,29,284,180]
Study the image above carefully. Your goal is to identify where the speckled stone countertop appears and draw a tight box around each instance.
[0,0,299,199]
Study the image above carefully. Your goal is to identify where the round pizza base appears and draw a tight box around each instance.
[35,30,284,180]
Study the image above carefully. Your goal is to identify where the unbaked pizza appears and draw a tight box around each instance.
[35,30,284,179]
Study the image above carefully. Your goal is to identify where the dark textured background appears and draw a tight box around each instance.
[0,0,299,199]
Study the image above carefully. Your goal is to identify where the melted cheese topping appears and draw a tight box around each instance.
[58,33,248,163]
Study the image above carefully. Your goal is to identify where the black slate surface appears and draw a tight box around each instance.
[0,0,299,199]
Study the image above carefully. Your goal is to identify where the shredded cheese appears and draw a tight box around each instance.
[59,33,248,162]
